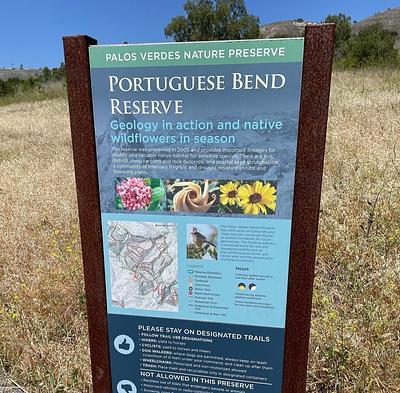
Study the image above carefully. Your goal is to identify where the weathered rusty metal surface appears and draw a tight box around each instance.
[63,35,112,393]
[282,24,335,393]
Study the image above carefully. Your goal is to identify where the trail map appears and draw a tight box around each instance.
[108,221,178,312]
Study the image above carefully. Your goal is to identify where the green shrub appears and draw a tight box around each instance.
[341,24,399,68]
[0,64,66,105]
[325,13,352,59]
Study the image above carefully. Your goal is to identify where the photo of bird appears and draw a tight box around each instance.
[191,227,216,247]
[187,224,218,260]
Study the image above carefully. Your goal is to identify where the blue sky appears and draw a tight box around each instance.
[0,0,398,68]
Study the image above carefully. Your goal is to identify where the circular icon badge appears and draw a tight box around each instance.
[114,335,135,355]
[117,380,137,393]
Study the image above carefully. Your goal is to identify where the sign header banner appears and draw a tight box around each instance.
[89,38,304,68]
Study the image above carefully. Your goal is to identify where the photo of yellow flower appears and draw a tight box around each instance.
[218,180,277,215]
[220,181,240,206]
[238,181,277,215]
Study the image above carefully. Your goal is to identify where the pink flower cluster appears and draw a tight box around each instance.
[116,177,152,211]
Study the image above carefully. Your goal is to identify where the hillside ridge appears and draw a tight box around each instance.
[352,7,400,49]
[0,68,41,81]
[260,7,400,49]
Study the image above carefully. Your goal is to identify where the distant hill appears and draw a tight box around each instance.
[260,19,306,39]
[352,7,400,49]
[0,68,41,81]
[260,7,400,49]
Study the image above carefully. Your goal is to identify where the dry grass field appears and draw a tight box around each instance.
[0,69,399,392]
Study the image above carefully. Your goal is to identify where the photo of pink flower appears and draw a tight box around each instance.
[115,177,166,212]
[115,177,152,211]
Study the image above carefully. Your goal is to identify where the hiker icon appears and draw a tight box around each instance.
[117,380,137,393]
[113,335,135,355]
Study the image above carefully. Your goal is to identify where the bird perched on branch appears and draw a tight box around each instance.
[191,227,216,247]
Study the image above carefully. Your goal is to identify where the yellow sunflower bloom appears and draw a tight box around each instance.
[237,181,277,215]
[220,181,240,206]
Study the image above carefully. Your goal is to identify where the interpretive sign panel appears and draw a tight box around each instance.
[90,38,302,393]
[63,24,335,393]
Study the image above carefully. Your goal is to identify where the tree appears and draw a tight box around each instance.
[42,66,52,82]
[50,63,66,81]
[343,24,399,68]
[324,13,352,59]
[165,0,260,42]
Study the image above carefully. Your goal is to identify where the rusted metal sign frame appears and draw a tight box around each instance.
[63,23,335,393]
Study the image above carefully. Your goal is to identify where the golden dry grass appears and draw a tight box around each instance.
[309,69,400,392]
[0,70,399,392]
[0,99,91,392]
